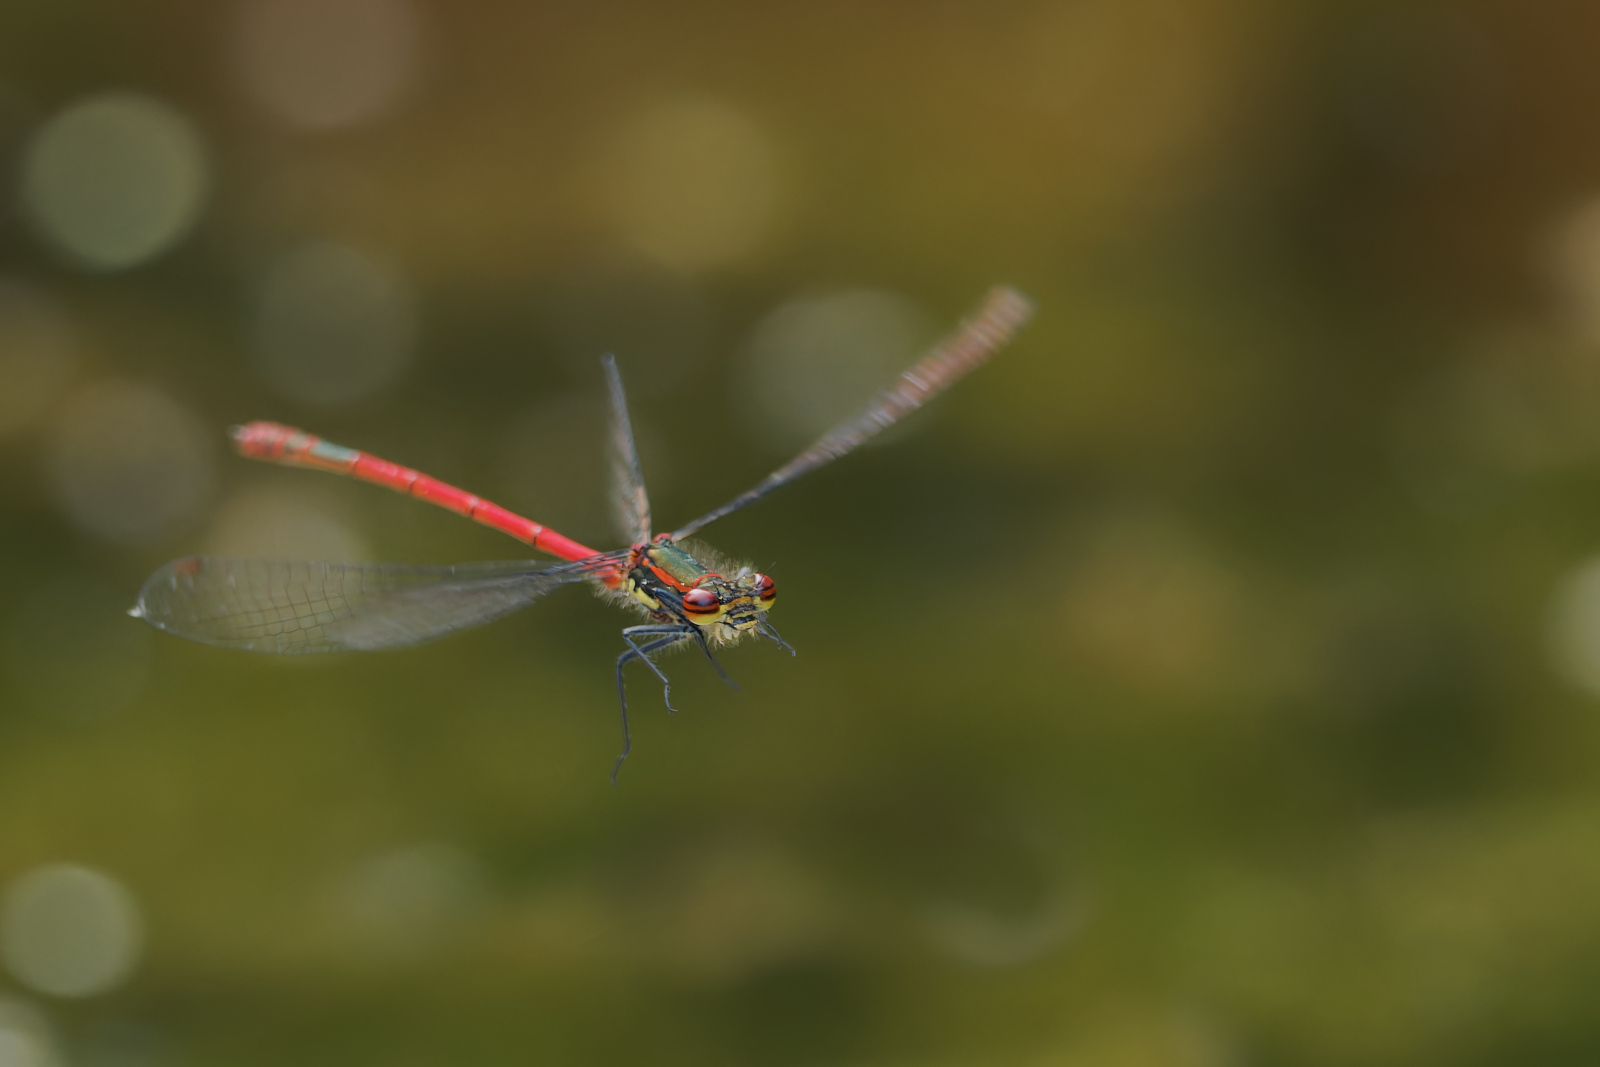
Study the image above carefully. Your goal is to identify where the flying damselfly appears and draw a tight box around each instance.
[132,287,1034,778]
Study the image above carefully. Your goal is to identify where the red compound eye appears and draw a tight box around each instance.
[682,588,721,615]
[752,573,776,603]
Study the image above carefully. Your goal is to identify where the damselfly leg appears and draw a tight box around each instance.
[611,620,753,783]
[614,625,696,783]
[758,617,797,656]
[618,624,694,712]
[686,626,740,691]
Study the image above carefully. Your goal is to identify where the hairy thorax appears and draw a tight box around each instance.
[597,538,776,648]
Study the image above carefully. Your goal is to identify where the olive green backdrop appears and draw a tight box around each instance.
[2,2,1600,1065]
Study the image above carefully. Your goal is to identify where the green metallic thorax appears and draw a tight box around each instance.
[620,540,714,612]
[618,539,772,634]
[644,542,714,588]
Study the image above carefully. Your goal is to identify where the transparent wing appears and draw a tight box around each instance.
[131,557,596,654]
[673,286,1034,539]
[603,354,653,546]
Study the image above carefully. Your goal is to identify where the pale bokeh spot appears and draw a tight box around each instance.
[920,893,1083,969]
[0,283,77,436]
[337,843,487,954]
[21,93,208,271]
[251,242,417,405]
[231,0,422,130]
[1053,509,1309,706]
[47,381,215,543]
[205,485,370,561]
[741,289,932,451]
[1547,195,1600,342]
[1547,554,1600,698]
[601,98,786,271]
[0,998,60,1067]
[0,866,142,998]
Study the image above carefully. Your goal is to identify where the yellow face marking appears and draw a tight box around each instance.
[721,595,762,630]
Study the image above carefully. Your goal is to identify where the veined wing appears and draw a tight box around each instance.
[131,557,598,654]
[673,286,1034,539]
[603,354,652,546]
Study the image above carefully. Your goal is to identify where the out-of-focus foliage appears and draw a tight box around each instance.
[2,1,1600,1065]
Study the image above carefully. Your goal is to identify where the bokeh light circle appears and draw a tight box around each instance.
[0,998,59,1067]
[601,98,785,271]
[251,242,417,405]
[0,283,77,436]
[0,866,142,998]
[1548,195,1600,341]
[1547,555,1600,697]
[46,381,215,543]
[341,843,487,952]
[205,485,369,561]
[741,289,932,450]
[231,0,421,130]
[20,92,208,271]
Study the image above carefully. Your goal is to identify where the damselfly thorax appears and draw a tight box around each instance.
[617,537,777,643]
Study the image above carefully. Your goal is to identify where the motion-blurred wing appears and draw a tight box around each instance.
[603,354,653,546]
[132,557,592,654]
[673,286,1034,539]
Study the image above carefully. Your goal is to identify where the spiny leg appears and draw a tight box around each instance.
[613,628,693,784]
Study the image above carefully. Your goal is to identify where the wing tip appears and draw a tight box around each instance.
[983,285,1036,330]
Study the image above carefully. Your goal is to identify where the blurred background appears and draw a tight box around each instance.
[4,1,1600,1064]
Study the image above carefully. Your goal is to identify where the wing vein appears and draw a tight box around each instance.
[672,286,1033,539]
[134,557,600,654]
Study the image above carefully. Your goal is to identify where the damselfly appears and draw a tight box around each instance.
[132,287,1033,778]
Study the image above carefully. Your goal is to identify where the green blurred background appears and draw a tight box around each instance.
[5,1,1600,1064]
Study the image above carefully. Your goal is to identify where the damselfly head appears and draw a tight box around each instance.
[680,571,776,633]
